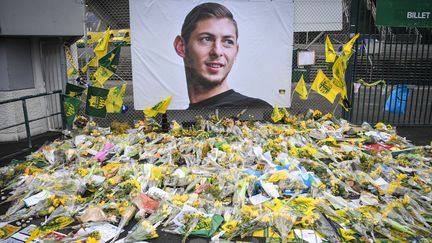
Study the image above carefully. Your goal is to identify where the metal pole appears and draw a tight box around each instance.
[305,31,324,50]
[343,0,360,121]
[82,0,90,84]
[22,100,32,148]
[60,94,66,130]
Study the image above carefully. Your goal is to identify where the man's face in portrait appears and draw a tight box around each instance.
[180,18,239,88]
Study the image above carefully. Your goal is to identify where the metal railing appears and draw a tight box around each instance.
[0,90,64,148]
[346,0,432,125]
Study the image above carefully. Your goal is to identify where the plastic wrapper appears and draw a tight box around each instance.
[132,193,160,218]
[0,113,431,242]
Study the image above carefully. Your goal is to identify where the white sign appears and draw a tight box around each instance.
[297,51,315,66]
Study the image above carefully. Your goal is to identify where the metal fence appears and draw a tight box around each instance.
[346,0,432,125]
[0,90,64,148]
[76,0,374,127]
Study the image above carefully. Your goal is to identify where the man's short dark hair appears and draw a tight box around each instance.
[181,2,238,44]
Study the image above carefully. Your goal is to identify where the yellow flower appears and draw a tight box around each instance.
[261,215,271,223]
[300,212,319,227]
[267,171,288,183]
[77,168,88,177]
[150,166,164,180]
[301,145,318,156]
[402,195,411,205]
[289,146,299,157]
[285,128,296,136]
[386,180,401,195]
[101,163,123,174]
[33,152,44,159]
[129,179,141,190]
[340,228,356,241]
[192,200,200,208]
[312,110,322,119]
[75,195,87,204]
[321,113,333,121]
[23,166,44,176]
[220,144,232,153]
[241,205,259,218]
[172,194,189,206]
[50,195,67,208]
[263,198,284,211]
[27,228,42,242]
[221,220,238,233]
[313,182,326,190]
[292,196,319,206]
[86,237,100,243]
[397,173,408,181]
[382,201,401,218]
[48,206,55,214]
[370,165,383,177]
[299,121,307,130]
[395,158,409,166]
[374,122,387,130]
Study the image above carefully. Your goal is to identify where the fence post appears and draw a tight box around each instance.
[343,0,361,121]
[21,100,32,148]
[60,94,66,130]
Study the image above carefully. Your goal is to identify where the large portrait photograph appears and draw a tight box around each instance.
[130,0,294,110]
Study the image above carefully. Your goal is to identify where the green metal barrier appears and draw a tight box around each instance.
[0,90,64,148]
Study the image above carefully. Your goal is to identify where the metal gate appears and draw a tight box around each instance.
[346,0,432,125]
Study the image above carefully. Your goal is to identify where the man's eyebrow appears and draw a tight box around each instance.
[197,32,215,37]
[222,35,236,39]
[197,32,236,39]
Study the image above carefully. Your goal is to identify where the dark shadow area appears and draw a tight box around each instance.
[396,126,432,146]
[0,131,63,167]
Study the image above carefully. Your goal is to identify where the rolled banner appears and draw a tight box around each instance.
[353,82,361,94]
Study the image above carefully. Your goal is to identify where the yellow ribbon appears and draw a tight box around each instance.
[357,79,386,88]
[63,45,78,70]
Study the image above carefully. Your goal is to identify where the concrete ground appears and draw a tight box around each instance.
[0,131,63,166]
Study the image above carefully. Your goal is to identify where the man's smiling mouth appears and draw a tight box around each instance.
[206,63,224,68]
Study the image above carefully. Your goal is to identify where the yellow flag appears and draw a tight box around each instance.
[331,57,352,111]
[81,56,99,73]
[325,36,336,63]
[93,66,114,85]
[92,81,104,88]
[281,107,290,119]
[144,96,172,117]
[339,95,351,111]
[94,27,111,59]
[106,84,126,113]
[294,75,308,100]
[332,56,346,84]
[332,77,346,95]
[67,67,78,77]
[311,69,341,103]
[331,77,350,111]
[271,105,283,123]
[342,33,360,57]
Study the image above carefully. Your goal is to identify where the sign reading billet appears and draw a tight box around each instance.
[376,0,432,27]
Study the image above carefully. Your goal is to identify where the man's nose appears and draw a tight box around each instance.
[210,41,223,57]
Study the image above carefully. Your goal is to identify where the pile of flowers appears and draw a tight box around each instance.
[0,110,431,242]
